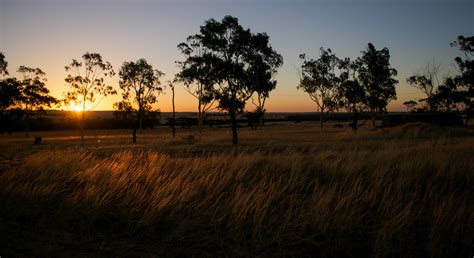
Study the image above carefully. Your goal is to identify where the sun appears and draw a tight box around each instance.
[69,104,83,112]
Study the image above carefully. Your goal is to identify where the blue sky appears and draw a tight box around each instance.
[1,0,473,111]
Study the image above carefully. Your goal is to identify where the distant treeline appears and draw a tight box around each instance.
[0,111,368,133]
[2,111,465,133]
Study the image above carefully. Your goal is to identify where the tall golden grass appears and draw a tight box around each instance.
[0,123,473,256]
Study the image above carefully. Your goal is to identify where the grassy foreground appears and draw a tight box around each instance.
[0,123,473,257]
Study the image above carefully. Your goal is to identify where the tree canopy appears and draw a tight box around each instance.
[357,43,398,127]
[0,52,8,77]
[64,52,116,139]
[298,47,341,129]
[180,15,282,144]
[17,66,57,137]
[115,58,164,143]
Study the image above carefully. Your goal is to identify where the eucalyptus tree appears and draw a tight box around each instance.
[450,35,473,126]
[249,51,282,126]
[0,52,17,110]
[298,47,340,129]
[17,66,57,137]
[357,43,398,128]
[168,80,176,138]
[403,100,418,112]
[64,52,116,140]
[176,35,217,133]
[0,52,8,76]
[114,59,164,143]
[180,15,282,145]
[0,53,20,134]
[406,61,442,111]
[338,58,366,131]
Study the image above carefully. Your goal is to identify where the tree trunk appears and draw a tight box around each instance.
[371,109,376,129]
[229,108,238,145]
[259,112,264,127]
[139,115,143,130]
[24,105,29,138]
[132,115,139,144]
[319,109,324,130]
[172,85,176,138]
[352,103,358,132]
[132,127,137,143]
[198,101,203,134]
[81,101,85,140]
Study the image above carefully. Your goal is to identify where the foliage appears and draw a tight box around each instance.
[298,48,341,129]
[406,61,442,111]
[182,15,282,144]
[17,66,57,110]
[114,58,163,143]
[176,35,218,132]
[64,52,116,108]
[64,52,116,139]
[403,100,418,112]
[0,78,21,111]
[357,43,398,127]
[450,36,473,117]
[16,66,57,137]
[0,52,8,76]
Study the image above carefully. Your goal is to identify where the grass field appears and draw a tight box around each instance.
[0,122,473,257]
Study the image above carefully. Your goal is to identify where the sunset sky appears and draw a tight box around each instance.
[1,0,473,112]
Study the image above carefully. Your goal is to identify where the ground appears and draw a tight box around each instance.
[0,122,473,257]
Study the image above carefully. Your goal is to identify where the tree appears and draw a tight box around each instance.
[64,52,116,140]
[249,50,282,127]
[0,53,21,134]
[168,81,176,138]
[298,48,340,129]
[451,35,473,126]
[406,61,442,111]
[182,15,282,145]
[0,53,17,110]
[357,43,398,128]
[403,100,418,112]
[176,35,217,133]
[114,59,164,143]
[432,77,464,112]
[0,52,8,76]
[17,66,57,138]
[338,58,366,131]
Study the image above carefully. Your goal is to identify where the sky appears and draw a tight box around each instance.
[1,0,473,112]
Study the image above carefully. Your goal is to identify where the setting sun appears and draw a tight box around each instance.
[68,104,83,112]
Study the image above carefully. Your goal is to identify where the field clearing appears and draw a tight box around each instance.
[0,122,473,257]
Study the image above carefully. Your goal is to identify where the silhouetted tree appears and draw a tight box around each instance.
[298,48,341,129]
[403,100,418,112]
[0,78,20,110]
[182,16,282,145]
[432,77,464,112]
[17,66,57,138]
[451,35,473,126]
[357,43,398,128]
[407,61,442,111]
[249,50,282,127]
[0,52,8,76]
[0,53,20,134]
[64,52,116,140]
[114,59,163,143]
[0,53,16,109]
[338,58,366,131]
[168,81,176,138]
[176,35,217,133]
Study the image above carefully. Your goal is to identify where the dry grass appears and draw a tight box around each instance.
[0,122,473,257]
